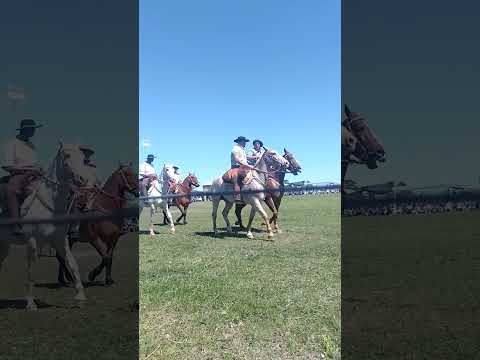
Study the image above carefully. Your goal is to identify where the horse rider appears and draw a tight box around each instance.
[247,139,265,166]
[222,136,255,201]
[139,154,157,197]
[1,119,44,235]
[67,144,102,241]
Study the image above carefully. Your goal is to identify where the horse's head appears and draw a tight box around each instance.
[283,148,302,175]
[57,143,86,185]
[262,149,290,170]
[186,173,200,188]
[341,126,358,157]
[343,105,386,169]
[116,161,139,197]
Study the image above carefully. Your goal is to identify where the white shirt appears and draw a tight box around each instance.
[139,161,156,178]
[231,144,247,167]
[2,137,38,169]
[80,163,102,186]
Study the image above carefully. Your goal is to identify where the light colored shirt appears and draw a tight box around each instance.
[231,144,247,168]
[2,137,38,169]
[80,163,102,187]
[139,162,156,178]
[248,148,264,165]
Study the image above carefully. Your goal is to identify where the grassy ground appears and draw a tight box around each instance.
[343,212,480,359]
[0,233,138,360]
[140,194,340,360]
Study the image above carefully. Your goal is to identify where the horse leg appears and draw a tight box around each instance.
[164,204,175,233]
[175,203,185,224]
[149,205,156,236]
[253,198,274,239]
[212,198,220,236]
[183,204,189,225]
[163,209,169,225]
[25,236,38,310]
[222,201,234,234]
[57,237,75,286]
[245,206,257,239]
[265,197,279,233]
[87,236,108,283]
[104,236,118,286]
[235,203,247,229]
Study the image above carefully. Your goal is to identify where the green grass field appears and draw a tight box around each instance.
[140,194,341,360]
[343,212,480,359]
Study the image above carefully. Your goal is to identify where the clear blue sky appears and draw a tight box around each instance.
[140,0,340,185]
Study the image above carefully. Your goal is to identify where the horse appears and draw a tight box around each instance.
[234,149,302,233]
[211,150,289,240]
[139,165,176,235]
[341,104,386,193]
[162,173,200,225]
[57,162,138,286]
[0,143,87,310]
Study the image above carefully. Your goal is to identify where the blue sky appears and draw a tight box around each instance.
[140,0,340,185]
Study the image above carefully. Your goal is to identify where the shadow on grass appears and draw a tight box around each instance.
[195,226,265,240]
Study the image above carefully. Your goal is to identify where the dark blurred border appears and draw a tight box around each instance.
[342,1,480,358]
[1,1,138,359]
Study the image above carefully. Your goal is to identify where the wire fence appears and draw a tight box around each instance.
[0,207,138,227]
[139,184,340,201]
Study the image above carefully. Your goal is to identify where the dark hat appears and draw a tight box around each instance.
[253,139,263,147]
[79,144,95,154]
[234,136,250,143]
[147,154,155,159]
[173,166,179,170]
[17,119,43,131]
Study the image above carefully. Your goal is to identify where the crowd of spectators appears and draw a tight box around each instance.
[343,199,479,217]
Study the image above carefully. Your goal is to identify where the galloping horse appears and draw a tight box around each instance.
[58,163,138,286]
[139,164,176,235]
[162,173,200,225]
[234,149,302,233]
[0,143,87,310]
[341,105,386,193]
[211,150,289,240]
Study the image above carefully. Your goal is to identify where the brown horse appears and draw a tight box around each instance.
[234,149,302,233]
[58,163,138,286]
[163,173,200,225]
[341,105,386,193]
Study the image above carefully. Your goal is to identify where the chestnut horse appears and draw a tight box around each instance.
[163,173,200,225]
[58,163,138,286]
[341,105,386,193]
[234,149,302,233]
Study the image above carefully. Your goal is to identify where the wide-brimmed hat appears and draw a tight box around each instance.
[17,119,43,131]
[234,136,249,143]
[79,145,95,154]
[147,154,156,160]
[252,139,263,147]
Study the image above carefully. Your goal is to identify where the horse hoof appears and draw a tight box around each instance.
[169,228,175,234]
[246,232,254,240]
[59,281,74,288]
[235,221,240,225]
[149,230,155,236]
[276,229,282,234]
[26,301,38,311]
[74,292,87,301]
[105,279,115,286]
[267,232,274,239]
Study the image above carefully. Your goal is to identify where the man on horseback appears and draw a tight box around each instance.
[247,139,265,166]
[1,119,43,235]
[139,154,157,197]
[68,145,102,241]
[222,136,255,201]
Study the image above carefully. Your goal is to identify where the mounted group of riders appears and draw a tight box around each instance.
[138,136,267,203]
[0,118,124,239]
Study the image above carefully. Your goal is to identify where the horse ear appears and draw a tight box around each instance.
[344,104,351,117]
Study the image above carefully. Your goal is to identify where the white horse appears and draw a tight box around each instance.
[211,150,289,240]
[139,165,177,235]
[0,143,87,310]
